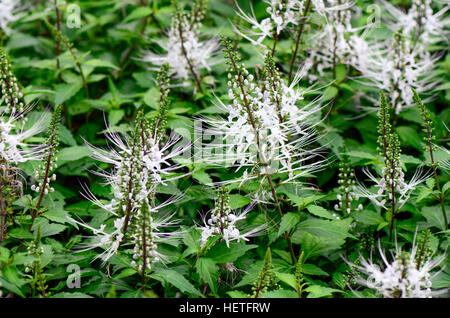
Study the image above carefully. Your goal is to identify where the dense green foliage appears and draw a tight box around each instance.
[0,0,448,298]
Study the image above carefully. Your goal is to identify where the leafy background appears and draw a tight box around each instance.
[0,0,449,298]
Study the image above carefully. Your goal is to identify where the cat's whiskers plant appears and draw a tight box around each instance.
[294,251,307,297]
[0,48,25,114]
[234,0,305,56]
[250,247,277,298]
[199,187,266,248]
[31,106,62,224]
[356,93,432,238]
[142,0,218,94]
[304,0,360,82]
[413,88,447,229]
[346,238,446,298]
[73,67,188,275]
[76,112,185,273]
[381,0,450,54]
[355,30,440,115]
[0,56,49,239]
[202,39,328,263]
[334,154,362,217]
[25,226,48,298]
[203,40,326,188]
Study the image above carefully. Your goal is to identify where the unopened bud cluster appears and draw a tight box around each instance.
[33,106,62,196]
[0,49,25,114]
[24,238,44,274]
[143,1,218,82]
[334,157,362,217]
[130,202,160,272]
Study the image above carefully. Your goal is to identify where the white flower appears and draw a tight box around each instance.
[0,111,47,164]
[354,32,441,114]
[74,117,188,266]
[142,6,219,82]
[200,57,327,189]
[234,0,305,45]
[303,0,369,81]
[0,0,20,35]
[70,215,126,264]
[381,0,450,54]
[347,240,446,298]
[86,125,188,215]
[199,189,266,248]
[355,166,432,211]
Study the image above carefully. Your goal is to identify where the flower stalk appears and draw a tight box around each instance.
[413,88,447,229]
[31,106,61,224]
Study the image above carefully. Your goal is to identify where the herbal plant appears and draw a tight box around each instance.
[0,0,448,299]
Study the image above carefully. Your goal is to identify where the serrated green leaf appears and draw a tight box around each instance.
[306,205,335,220]
[278,212,300,237]
[195,258,219,295]
[206,242,257,263]
[151,268,203,297]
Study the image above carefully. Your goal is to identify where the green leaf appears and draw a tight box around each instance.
[57,146,92,162]
[396,126,423,151]
[43,208,72,225]
[292,218,355,243]
[32,218,67,237]
[114,268,138,279]
[54,82,82,106]
[278,212,300,237]
[306,205,335,220]
[335,64,347,83]
[421,206,449,231]
[195,258,219,295]
[352,210,385,226]
[192,169,213,185]
[151,268,203,297]
[84,59,119,70]
[0,246,10,262]
[442,181,450,194]
[305,285,342,298]
[227,290,248,298]
[123,7,152,23]
[228,194,251,209]
[291,232,344,260]
[59,124,77,146]
[206,242,257,263]
[182,229,202,257]
[346,151,377,160]
[275,272,297,290]
[302,264,329,276]
[282,192,326,209]
[323,86,338,102]
[8,228,34,239]
[0,276,25,298]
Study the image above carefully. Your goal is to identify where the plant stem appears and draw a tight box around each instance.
[423,114,448,229]
[388,144,397,241]
[31,133,56,225]
[288,0,311,83]
[0,185,5,244]
[228,50,296,264]
[271,32,278,58]
[176,11,204,94]
[116,0,151,78]
[53,0,62,76]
